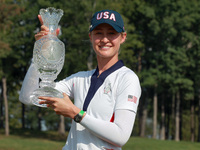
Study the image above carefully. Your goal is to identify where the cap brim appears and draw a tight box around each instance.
[90,21,124,33]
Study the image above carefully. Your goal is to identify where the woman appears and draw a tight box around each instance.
[19,9,141,150]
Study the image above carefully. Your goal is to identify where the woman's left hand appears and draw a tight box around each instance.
[39,93,81,119]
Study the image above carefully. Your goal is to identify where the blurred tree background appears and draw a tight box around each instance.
[1,0,200,143]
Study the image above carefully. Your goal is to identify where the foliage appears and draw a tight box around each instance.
[0,0,200,143]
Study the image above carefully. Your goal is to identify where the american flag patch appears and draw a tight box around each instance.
[128,95,137,103]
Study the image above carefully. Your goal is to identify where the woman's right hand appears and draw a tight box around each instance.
[34,15,60,41]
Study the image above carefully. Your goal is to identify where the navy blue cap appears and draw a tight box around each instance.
[89,9,125,33]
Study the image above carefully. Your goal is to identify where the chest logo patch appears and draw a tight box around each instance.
[104,83,112,94]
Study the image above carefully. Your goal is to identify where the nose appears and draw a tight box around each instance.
[101,34,109,43]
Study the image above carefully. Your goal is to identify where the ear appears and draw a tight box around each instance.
[120,32,127,44]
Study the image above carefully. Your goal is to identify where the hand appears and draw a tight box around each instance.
[39,93,81,119]
[35,15,60,41]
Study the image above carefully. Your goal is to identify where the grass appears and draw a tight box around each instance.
[0,129,200,150]
[0,129,66,150]
[123,137,200,150]
[0,135,64,150]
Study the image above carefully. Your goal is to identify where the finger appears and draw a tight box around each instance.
[41,25,49,32]
[38,15,43,25]
[35,34,43,41]
[36,30,48,36]
[39,100,48,104]
[47,104,55,109]
[38,96,57,101]
[35,32,48,40]
[56,28,60,36]
[39,100,54,107]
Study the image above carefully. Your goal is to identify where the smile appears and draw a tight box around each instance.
[99,46,111,49]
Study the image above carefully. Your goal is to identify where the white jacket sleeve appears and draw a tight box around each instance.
[19,63,39,105]
[80,109,136,147]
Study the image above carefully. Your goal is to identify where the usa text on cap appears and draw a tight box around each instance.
[89,9,125,33]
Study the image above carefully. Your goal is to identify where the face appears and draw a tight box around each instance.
[89,23,126,60]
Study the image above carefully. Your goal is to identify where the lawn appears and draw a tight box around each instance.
[0,135,64,150]
[123,137,200,150]
[0,130,200,150]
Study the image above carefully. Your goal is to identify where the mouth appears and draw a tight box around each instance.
[99,46,111,50]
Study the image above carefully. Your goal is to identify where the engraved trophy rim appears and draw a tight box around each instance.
[39,7,64,33]
[39,7,64,17]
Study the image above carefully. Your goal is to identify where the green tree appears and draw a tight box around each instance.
[122,0,198,141]
[3,0,200,142]
[0,0,21,136]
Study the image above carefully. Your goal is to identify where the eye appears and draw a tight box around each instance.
[108,32,115,35]
[95,32,102,34]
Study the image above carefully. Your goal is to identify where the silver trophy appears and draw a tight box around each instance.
[30,7,65,107]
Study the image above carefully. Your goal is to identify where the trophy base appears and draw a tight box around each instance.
[30,86,63,107]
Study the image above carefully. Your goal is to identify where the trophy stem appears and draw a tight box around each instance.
[40,78,55,88]
[49,25,57,35]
